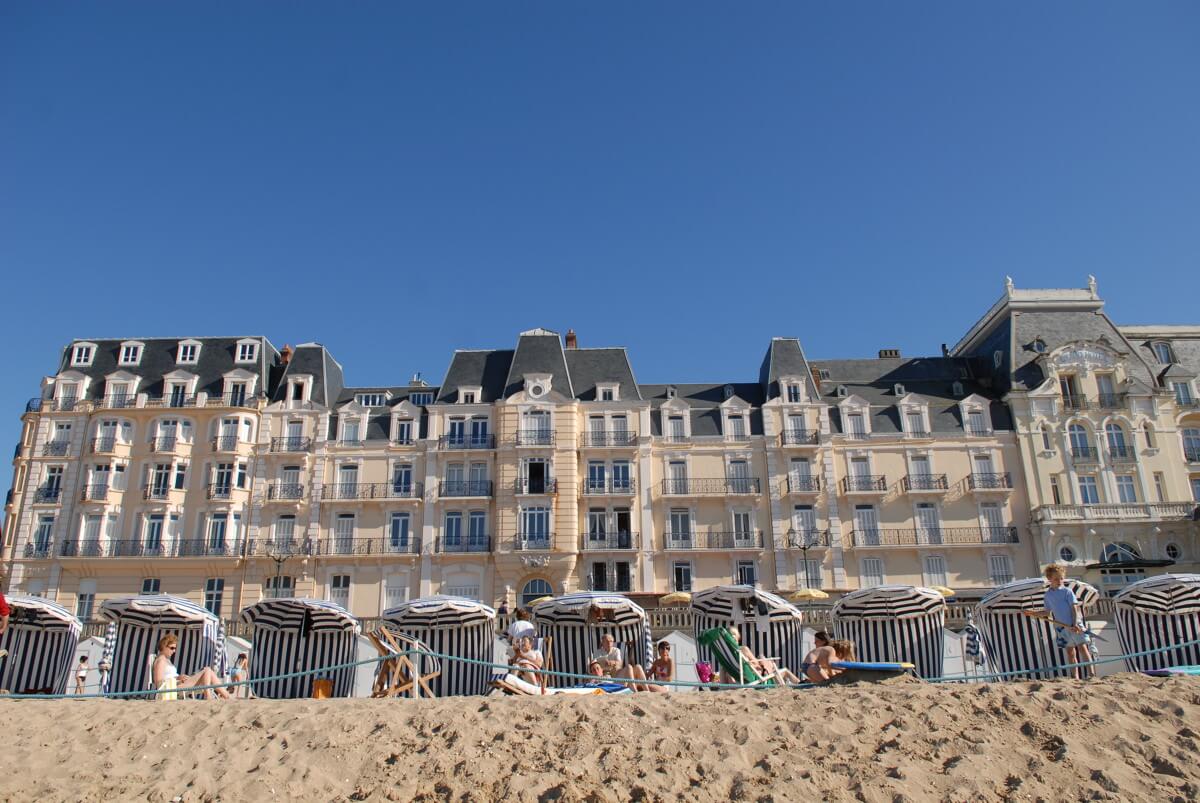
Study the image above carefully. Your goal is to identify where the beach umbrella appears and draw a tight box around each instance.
[932,586,956,598]
[788,589,829,602]
[382,596,497,697]
[1114,574,1200,672]
[659,592,692,606]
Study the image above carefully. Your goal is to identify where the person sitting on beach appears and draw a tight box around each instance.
[1025,563,1094,680]
[589,633,623,677]
[647,640,674,691]
[511,635,544,684]
[507,608,535,644]
[725,627,803,685]
[229,653,249,698]
[152,635,232,700]
[800,631,836,682]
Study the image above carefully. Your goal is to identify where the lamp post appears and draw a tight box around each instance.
[263,544,294,598]
[787,527,817,590]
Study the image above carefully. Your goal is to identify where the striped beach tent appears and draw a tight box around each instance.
[832,585,946,679]
[974,577,1099,680]
[692,585,805,675]
[1114,573,1200,672]
[99,595,223,696]
[531,593,652,679]
[239,598,360,699]
[382,596,496,697]
[0,596,82,695]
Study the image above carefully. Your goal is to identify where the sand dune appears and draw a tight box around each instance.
[0,675,1197,802]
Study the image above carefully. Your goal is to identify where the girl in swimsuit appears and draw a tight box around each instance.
[647,640,674,692]
[153,634,231,700]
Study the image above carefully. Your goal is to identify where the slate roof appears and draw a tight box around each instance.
[565,348,641,402]
[759,338,819,400]
[271,343,344,406]
[639,383,766,437]
[503,331,573,399]
[436,350,515,403]
[1009,310,1156,390]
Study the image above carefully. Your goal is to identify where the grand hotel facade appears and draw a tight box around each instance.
[3,279,1198,621]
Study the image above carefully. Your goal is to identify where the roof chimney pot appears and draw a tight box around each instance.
[280,344,293,365]
[565,329,578,349]
[878,348,901,359]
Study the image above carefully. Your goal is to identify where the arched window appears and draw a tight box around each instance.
[1104,423,1128,457]
[1153,342,1175,364]
[1101,542,1141,564]
[1068,423,1090,456]
[1143,422,1157,449]
[1040,424,1053,451]
[520,578,553,607]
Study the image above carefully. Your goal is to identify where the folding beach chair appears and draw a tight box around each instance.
[697,627,776,688]
[491,635,554,695]
[368,627,441,698]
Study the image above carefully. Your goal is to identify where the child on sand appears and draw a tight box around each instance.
[1027,564,1093,679]
[75,656,89,695]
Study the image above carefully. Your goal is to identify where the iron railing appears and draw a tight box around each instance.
[42,441,70,456]
[33,486,62,503]
[661,478,761,495]
[211,436,240,451]
[579,431,637,447]
[23,543,53,559]
[79,484,110,501]
[208,393,256,408]
[440,480,493,497]
[515,478,557,495]
[848,526,1019,547]
[147,394,198,408]
[512,535,553,551]
[664,531,764,550]
[206,484,236,500]
[579,532,637,551]
[438,435,495,450]
[967,472,1012,490]
[151,436,179,452]
[58,540,103,558]
[246,539,317,557]
[175,539,240,557]
[269,436,312,452]
[392,435,417,446]
[780,429,818,446]
[1061,396,1089,411]
[1108,446,1137,463]
[786,529,831,549]
[100,395,136,409]
[786,476,820,493]
[267,483,305,500]
[515,430,555,446]
[437,536,491,554]
[92,437,117,454]
[317,538,421,556]
[106,540,170,558]
[320,482,423,500]
[903,474,948,492]
[143,485,172,500]
[54,397,78,412]
[1071,446,1099,462]
[583,479,637,495]
[841,475,887,492]
[1097,393,1126,409]
[25,397,44,413]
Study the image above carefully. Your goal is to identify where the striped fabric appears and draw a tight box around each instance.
[832,585,946,679]
[382,596,496,697]
[240,598,360,699]
[0,596,82,695]
[1114,574,1200,672]
[692,585,805,676]
[99,595,222,696]
[531,593,652,678]
[974,577,1099,680]
[963,617,987,667]
[696,627,767,685]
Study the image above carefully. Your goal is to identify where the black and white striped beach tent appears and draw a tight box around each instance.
[692,586,806,675]
[0,596,82,695]
[531,593,653,679]
[1114,573,1200,672]
[99,595,223,696]
[382,596,496,697]
[239,598,360,699]
[832,585,947,679]
[973,577,1099,680]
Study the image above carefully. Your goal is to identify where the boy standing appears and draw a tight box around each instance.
[1031,564,1093,679]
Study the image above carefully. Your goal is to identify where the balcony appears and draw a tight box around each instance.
[392,436,417,447]
[207,393,256,409]
[1097,393,1126,409]
[438,435,495,450]
[786,529,831,549]
[437,536,491,554]
[1034,502,1197,523]
[1070,446,1099,463]
[267,483,305,500]
[440,480,493,498]
[664,531,764,550]
[779,429,818,446]
[33,486,62,504]
[580,532,637,551]
[318,537,421,557]
[661,434,692,445]
[516,478,558,495]
[269,436,312,452]
[320,482,423,500]
[58,540,104,558]
[580,431,637,448]
[106,540,169,558]
[333,438,364,448]
[151,436,179,453]
[99,395,136,409]
[583,479,637,496]
[1061,396,1089,411]
[785,476,820,494]
[23,543,52,559]
[516,430,555,447]
[902,474,948,493]
[967,472,1012,491]
[1178,399,1200,411]
[175,539,239,557]
[92,437,117,454]
[143,485,173,501]
[79,484,110,502]
[905,430,932,439]
[148,394,198,408]
[661,478,761,496]
[513,534,553,551]
[1185,447,1200,463]
[24,397,44,413]
[211,436,241,452]
[42,441,70,456]
[206,484,236,500]
[246,539,317,557]
[841,475,887,493]
[53,397,78,412]
[847,526,1019,548]
[966,426,992,437]
[1108,446,1138,464]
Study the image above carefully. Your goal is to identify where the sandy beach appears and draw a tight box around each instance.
[0,675,1196,802]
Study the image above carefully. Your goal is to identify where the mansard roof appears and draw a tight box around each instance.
[272,343,343,406]
[759,337,818,400]
[503,330,574,399]
[437,350,515,403]
[640,383,766,437]
[564,348,641,402]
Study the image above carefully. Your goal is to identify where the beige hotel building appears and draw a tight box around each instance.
[3,279,1197,621]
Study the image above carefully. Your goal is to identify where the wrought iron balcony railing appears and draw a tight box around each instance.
[967,426,992,437]
[580,532,637,550]
[579,431,637,447]
[661,478,761,495]
[207,484,236,500]
[438,435,495,450]
[780,429,818,446]
[106,540,169,558]
[392,435,417,446]
[515,478,558,495]
[58,540,103,558]
[903,474,948,492]
[1061,396,1089,411]
[583,479,637,495]
[246,539,318,557]
[148,394,198,408]
[23,543,52,559]
[786,476,820,494]
[33,486,62,503]
[440,480,493,498]
[42,441,70,456]
[100,395,136,409]
[211,436,240,451]
[516,429,555,446]
[80,484,110,501]
[841,475,887,493]
[267,483,305,500]
[437,536,491,554]
[320,482,423,500]
[175,539,239,557]
[1097,393,1126,409]
[208,393,256,408]
[967,472,1012,490]
[848,526,1019,548]
[92,437,117,454]
[513,534,553,551]
[664,531,764,550]
[786,529,831,549]
[151,436,179,452]
[317,537,421,557]
[25,397,44,413]
[1108,446,1137,463]
[143,485,172,500]
[269,436,312,452]
[54,397,78,412]
[1071,446,1099,462]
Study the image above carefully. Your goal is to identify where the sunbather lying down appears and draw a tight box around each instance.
[724,627,803,685]
[491,672,632,696]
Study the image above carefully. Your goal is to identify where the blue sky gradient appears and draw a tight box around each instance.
[1,3,1198,450]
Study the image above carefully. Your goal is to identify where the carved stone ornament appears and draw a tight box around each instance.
[1051,344,1115,370]
[520,555,551,568]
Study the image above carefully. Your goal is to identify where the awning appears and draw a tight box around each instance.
[383,596,496,629]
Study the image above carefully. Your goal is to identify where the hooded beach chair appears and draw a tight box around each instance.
[697,627,775,687]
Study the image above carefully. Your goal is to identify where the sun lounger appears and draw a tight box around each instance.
[697,627,775,687]
[1141,665,1200,677]
[489,672,632,696]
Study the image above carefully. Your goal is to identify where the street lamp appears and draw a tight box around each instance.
[787,527,819,590]
[263,543,295,598]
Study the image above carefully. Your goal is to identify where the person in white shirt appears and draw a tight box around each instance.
[506,608,536,643]
[589,633,623,676]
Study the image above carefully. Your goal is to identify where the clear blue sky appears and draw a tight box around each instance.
[2,3,1198,452]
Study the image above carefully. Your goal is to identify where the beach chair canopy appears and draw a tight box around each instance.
[381,596,496,697]
[832,585,947,679]
[973,577,1099,680]
[532,592,652,676]
[239,597,361,634]
[1113,574,1200,672]
[532,592,647,626]
[977,577,1100,613]
[692,585,805,675]
[240,598,360,699]
[0,596,83,695]
[99,595,222,695]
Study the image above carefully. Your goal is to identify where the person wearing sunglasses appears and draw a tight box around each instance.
[152,634,231,700]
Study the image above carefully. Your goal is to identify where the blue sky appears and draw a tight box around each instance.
[1,3,1198,451]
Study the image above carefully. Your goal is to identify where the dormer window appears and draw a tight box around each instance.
[119,342,143,366]
[1153,342,1175,364]
[786,383,802,403]
[904,409,928,437]
[723,384,735,400]
[410,392,433,406]
[458,386,481,404]
[71,343,96,367]
[356,393,387,407]
[177,341,201,364]
[836,385,848,398]
[597,383,618,402]
[1033,339,1047,354]
[726,413,747,440]
[893,384,905,396]
[236,340,258,363]
[666,386,676,400]
[462,392,476,404]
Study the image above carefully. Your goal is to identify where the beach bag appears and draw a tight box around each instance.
[695,661,714,683]
[311,678,334,699]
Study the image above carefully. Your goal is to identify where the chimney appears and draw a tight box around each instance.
[810,366,823,390]
[878,348,901,359]
[280,344,293,365]
[565,329,578,349]
[941,343,949,357]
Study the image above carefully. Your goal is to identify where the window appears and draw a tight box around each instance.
[727,414,747,439]
[236,461,248,489]
[71,344,95,366]
[342,419,361,444]
[966,410,987,436]
[1033,339,1047,353]
[1116,475,1138,504]
[798,557,821,589]
[207,513,228,549]
[356,393,386,407]
[1193,477,1200,502]
[1166,543,1182,561]
[119,343,143,366]
[1144,423,1157,449]
[731,511,753,543]
[274,515,296,548]
[410,392,433,406]
[389,513,410,550]
[1041,425,1052,451]
[669,508,691,542]
[265,575,294,599]
[1184,429,1200,462]
[1172,382,1194,406]
[672,562,693,592]
[1153,342,1175,364]
[392,463,413,495]
[922,555,948,588]
[461,391,476,404]
[75,592,95,620]
[330,575,350,609]
[735,560,757,586]
[140,578,161,595]
[599,385,617,402]
[1105,423,1130,458]
[853,505,879,544]
[1068,424,1091,457]
[1059,545,1077,562]
[1159,473,1171,502]
[334,514,356,552]
[237,341,258,363]
[174,462,188,490]
[846,412,866,437]
[177,342,199,364]
[861,558,885,588]
[520,507,549,544]
[786,384,802,403]
[469,510,487,543]
[520,578,553,607]
[385,575,408,608]
[906,411,926,436]
[394,419,414,444]
[1077,476,1100,504]
[444,512,463,545]
[667,415,685,441]
[143,514,165,551]
[33,515,54,553]
[204,578,224,615]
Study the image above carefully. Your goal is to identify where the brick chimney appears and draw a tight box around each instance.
[565,329,578,349]
[280,344,293,365]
